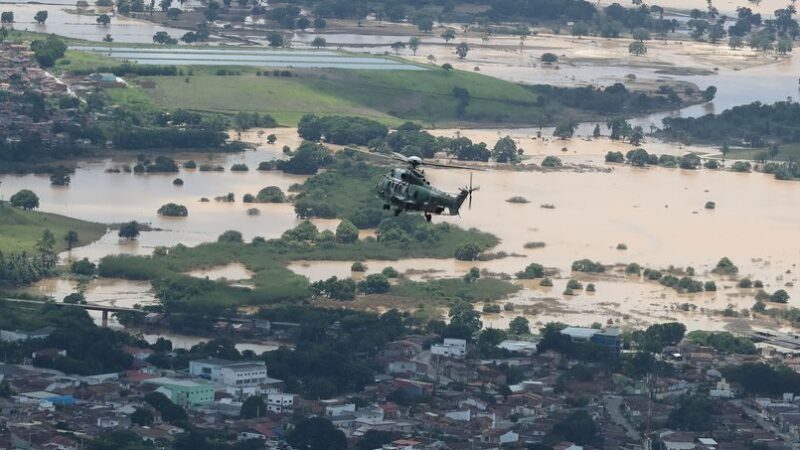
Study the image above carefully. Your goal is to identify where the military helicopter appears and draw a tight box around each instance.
[360,151,481,221]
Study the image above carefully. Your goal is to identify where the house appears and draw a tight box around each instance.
[561,327,621,353]
[143,377,214,407]
[266,393,295,413]
[431,338,467,358]
[0,327,54,342]
[325,402,356,417]
[92,73,127,88]
[709,378,734,398]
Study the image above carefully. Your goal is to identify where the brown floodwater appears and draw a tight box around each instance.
[3,131,799,333]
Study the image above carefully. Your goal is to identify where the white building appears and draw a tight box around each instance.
[189,358,268,388]
[709,378,734,398]
[431,338,467,358]
[0,327,54,343]
[266,393,295,413]
[326,402,356,417]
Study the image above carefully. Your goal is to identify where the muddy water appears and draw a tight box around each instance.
[292,160,800,331]
[185,262,254,281]
[0,128,331,262]
[1,4,190,43]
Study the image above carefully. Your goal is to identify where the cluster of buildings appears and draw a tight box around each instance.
[3,324,800,449]
[0,43,71,142]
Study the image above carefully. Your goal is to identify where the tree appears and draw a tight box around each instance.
[10,189,39,210]
[218,230,244,243]
[729,35,743,49]
[441,28,456,42]
[96,13,111,25]
[130,408,154,426]
[553,122,577,139]
[416,17,433,32]
[668,395,716,431]
[516,263,544,279]
[159,0,171,11]
[455,42,469,59]
[629,126,644,145]
[71,257,96,275]
[118,221,140,240]
[771,289,791,303]
[36,229,55,255]
[286,417,347,450]
[50,168,71,186]
[358,274,390,294]
[157,203,188,216]
[63,292,87,304]
[240,395,266,418]
[572,22,589,38]
[313,17,326,29]
[296,16,310,29]
[152,31,175,44]
[311,36,326,49]
[463,267,480,283]
[267,32,284,47]
[1,12,13,23]
[34,10,48,24]
[629,40,647,56]
[492,136,518,163]
[390,41,405,53]
[167,7,181,20]
[335,219,359,243]
[448,301,482,337]
[632,27,650,41]
[64,230,79,251]
[454,243,481,260]
[550,410,599,445]
[408,37,420,55]
[541,52,558,63]
[509,316,530,335]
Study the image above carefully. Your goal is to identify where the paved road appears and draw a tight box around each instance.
[604,395,642,442]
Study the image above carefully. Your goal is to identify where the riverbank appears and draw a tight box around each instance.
[0,202,106,253]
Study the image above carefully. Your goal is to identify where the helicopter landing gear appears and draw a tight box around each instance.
[425,213,432,222]
[382,204,390,210]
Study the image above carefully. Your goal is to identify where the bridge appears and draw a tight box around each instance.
[1,297,142,327]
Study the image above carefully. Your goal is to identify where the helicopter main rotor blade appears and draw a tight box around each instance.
[347,147,407,163]
[420,160,486,171]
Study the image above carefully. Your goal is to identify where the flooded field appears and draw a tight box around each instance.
[2,4,189,43]
[74,46,427,70]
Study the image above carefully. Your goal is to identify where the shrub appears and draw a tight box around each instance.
[771,289,790,303]
[70,258,96,275]
[541,52,558,63]
[712,257,738,275]
[617,243,628,250]
[566,279,583,290]
[482,304,501,313]
[335,220,359,244]
[243,194,255,203]
[571,259,604,273]
[703,159,720,169]
[247,208,260,216]
[506,196,529,204]
[455,243,481,261]
[605,151,624,163]
[705,201,716,209]
[704,281,717,291]
[516,263,545,279]
[218,230,243,243]
[381,267,399,278]
[351,262,367,272]
[586,283,596,292]
[157,203,188,217]
[738,279,753,288]
[625,263,642,275]
[358,274,390,294]
[524,241,545,249]
[256,186,285,203]
[173,178,184,186]
[230,163,249,171]
[539,278,553,287]
[731,161,752,172]
[542,156,563,167]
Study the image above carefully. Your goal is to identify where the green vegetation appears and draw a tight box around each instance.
[0,202,105,253]
[107,65,548,127]
[724,363,800,396]
[98,217,498,320]
[157,203,188,217]
[516,263,545,279]
[686,330,757,354]
[391,277,519,303]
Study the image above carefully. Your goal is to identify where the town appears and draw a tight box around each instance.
[1,307,800,450]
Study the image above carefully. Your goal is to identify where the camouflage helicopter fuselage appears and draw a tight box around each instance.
[377,167,469,217]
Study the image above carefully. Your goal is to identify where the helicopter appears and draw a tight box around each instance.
[361,151,481,221]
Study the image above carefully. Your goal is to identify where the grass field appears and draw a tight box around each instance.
[98,64,543,127]
[391,277,520,303]
[0,202,106,253]
[725,144,800,161]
